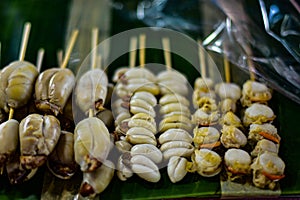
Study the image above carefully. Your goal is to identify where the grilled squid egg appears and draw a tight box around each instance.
[220,125,247,149]
[219,98,237,113]
[194,77,214,92]
[215,82,241,101]
[243,103,275,127]
[189,149,222,177]
[224,149,251,178]
[241,80,272,107]
[219,111,242,128]
[193,127,220,149]
[191,108,219,126]
[248,123,280,144]
[194,97,218,112]
[251,139,279,157]
[251,151,285,190]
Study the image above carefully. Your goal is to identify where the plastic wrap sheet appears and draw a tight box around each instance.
[112,0,300,104]
[211,0,300,104]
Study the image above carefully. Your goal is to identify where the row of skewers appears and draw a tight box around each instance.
[110,35,285,193]
[0,23,114,198]
[0,22,285,199]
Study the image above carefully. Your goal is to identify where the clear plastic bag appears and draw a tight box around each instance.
[111,0,300,104]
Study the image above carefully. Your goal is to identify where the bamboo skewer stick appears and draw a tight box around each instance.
[162,37,172,71]
[223,55,231,83]
[198,39,207,78]
[97,54,102,70]
[8,108,14,120]
[60,30,79,69]
[139,34,146,68]
[222,41,231,83]
[91,28,98,70]
[129,37,137,68]
[36,48,45,73]
[57,49,63,67]
[19,22,31,61]
[88,28,100,117]
[9,22,32,120]
[247,58,256,81]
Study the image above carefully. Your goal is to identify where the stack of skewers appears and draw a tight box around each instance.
[0,24,287,199]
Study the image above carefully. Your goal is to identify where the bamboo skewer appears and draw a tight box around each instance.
[36,48,45,73]
[19,22,31,61]
[222,41,231,83]
[9,22,32,120]
[60,30,79,69]
[129,37,137,68]
[198,39,207,78]
[91,28,98,70]
[57,49,63,67]
[162,37,172,71]
[223,54,231,83]
[97,54,102,70]
[139,34,146,68]
[247,58,256,81]
[88,28,100,117]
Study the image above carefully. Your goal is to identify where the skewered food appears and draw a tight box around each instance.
[117,113,157,135]
[79,160,115,198]
[0,61,38,112]
[219,111,243,128]
[191,108,219,126]
[160,140,194,160]
[224,149,251,181]
[215,82,241,101]
[243,103,276,127]
[251,151,285,190]
[117,153,133,181]
[115,137,132,153]
[157,70,189,96]
[6,153,38,184]
[220,125,247,149]
[130,144,162,164]
[122,92,156,118]
[241,80,272,107]
[248,123,280,144]
[193,127,221,149]
[159,93,190,107]
[187,149,222,177]
[219,98,237,113]
[112,67,129,83]
[75,69,108,115]
[167,156,188,183]
[117,68,159,96]
[19,114,61,169]
[194,77,214,92]
[194,97,218,112]
[35,68,75,116]
[74,117,111,172]
[251,139,279,157]
[158,128,193,145]
[193,78,216,108]
[47,131,77,179]
[0,119,19,171]
[131,154,161,183]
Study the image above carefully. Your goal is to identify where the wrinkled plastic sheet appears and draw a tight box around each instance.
[112,0,300,104]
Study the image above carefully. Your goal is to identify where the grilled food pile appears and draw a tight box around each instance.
[0,25,285,199]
